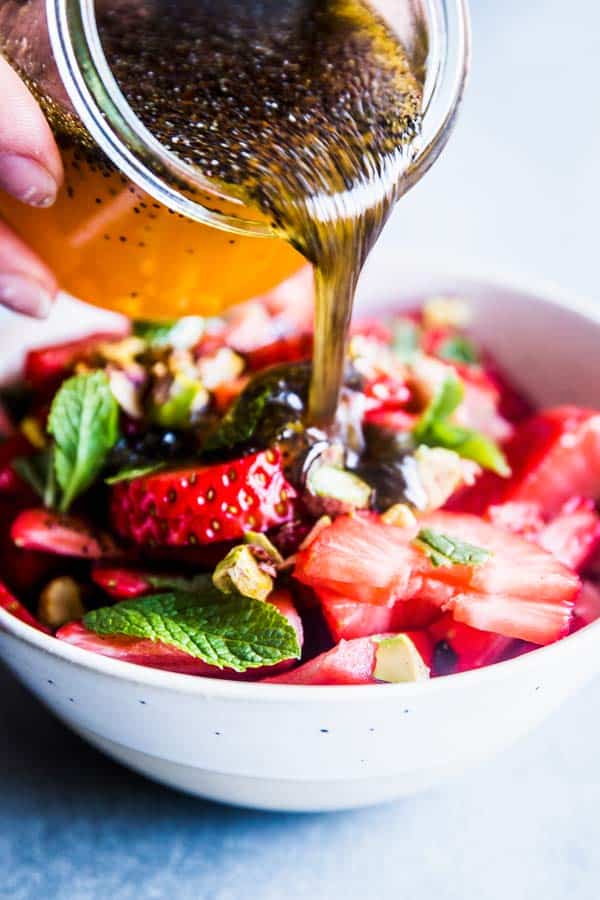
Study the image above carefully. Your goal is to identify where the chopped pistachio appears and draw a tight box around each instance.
[373,634,430,683]
[212,545,274,601]
[244,531,284,565]
[150,374,209,427]
[307,463,373,511]
[108,369,144,419]
[20,416,46,450]
[97,336,146,367]
[381,503,418,528]
[415,445,480,511]
[422,296,471,331]
[38,576,85,629]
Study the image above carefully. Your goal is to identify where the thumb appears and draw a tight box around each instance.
[0,55,63,207]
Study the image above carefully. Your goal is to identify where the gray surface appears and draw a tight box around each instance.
[2,1,600,897]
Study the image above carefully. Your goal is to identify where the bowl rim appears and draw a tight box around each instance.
[2,262,600,702]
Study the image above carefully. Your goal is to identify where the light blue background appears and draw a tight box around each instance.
[2,1,600,897]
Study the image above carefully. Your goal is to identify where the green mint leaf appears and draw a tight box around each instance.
[48,372,120,512]
[133,319,176,344]
[133,317,206,349]
[414,528,492,568]
[413,375,509,476]
[392,318,421,362]
[105,463,166,485]
[83,590,301,672]
[204,363,309,453]
[437,335,480,365]
[428,420,510,476]
[413,375,464,441]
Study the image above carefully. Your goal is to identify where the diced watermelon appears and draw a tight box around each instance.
[57,590,302,679]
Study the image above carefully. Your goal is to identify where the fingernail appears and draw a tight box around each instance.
[0,274,54,318]
[0,154,57,207]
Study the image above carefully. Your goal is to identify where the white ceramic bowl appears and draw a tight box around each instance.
[1,267,600,812]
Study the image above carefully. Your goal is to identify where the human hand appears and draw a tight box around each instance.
[0,55,63,317]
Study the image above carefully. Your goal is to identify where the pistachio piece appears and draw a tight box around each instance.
[373,634,430,683]
[196,347,245,390]
[415,445,480,511]
[244,531,284,565]
[38,576,85,629]
[20,416,47,450]
[381,503,417,528]
[306,463,373,516]
[212,545,274,601]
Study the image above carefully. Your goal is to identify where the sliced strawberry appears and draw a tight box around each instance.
[25,331,126,389]
[457,408,600,517]
[245,333,313,372]
[266,631,431,685]
[363,374,411,409]
[212,376,249,413]
[421,511,578,643]
[110,449,296,547]
[11,508,120,559]
[91,566,152,599]
[363,408,416,432]
[0,578,50,634]
[350,318,394,344]
[429,611,514,674]
[318,586,443,642]
[572,580,600,630]
[57,590,302,679]
[294,513,422,606]
[536,498,600,571]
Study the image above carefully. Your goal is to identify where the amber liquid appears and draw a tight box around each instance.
[0,144,302,320]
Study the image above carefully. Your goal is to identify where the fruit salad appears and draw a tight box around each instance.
[1,292,599,685]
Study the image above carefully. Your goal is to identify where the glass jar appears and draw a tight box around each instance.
[0,0,470,319]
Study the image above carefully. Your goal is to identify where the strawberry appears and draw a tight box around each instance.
[455,408,600,517]
[0,434,36,500]
[110,449,296,547]
[294,513,423,606]
[91,566,152,599]
[572,580,600,630]
[0,578,50,634]
[294,511,578,646]
[245,333,313,371]
[428,612,514,674]
[11,508,120,559]
[265,631,432,685]
[318,586,443,642]
[57,590,303,679]
[25,331,126,390]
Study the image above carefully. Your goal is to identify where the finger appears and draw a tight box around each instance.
[0,56,63,207]
[0,219,57,317]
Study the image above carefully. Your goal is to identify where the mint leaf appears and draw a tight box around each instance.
[429,420,510,477]
[413,375,464,441]
[133,319,176,345]
[83,590,301,672]
[414,528,492,568]
[437,335,480,365]
[133,317,206,349]
[48,372,120,512]
[105,463,166,485]
[392,318,421,362]
[413,376,509,476]
[204,363,309,453]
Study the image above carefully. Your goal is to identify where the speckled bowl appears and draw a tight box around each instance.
[1,266,600,812]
